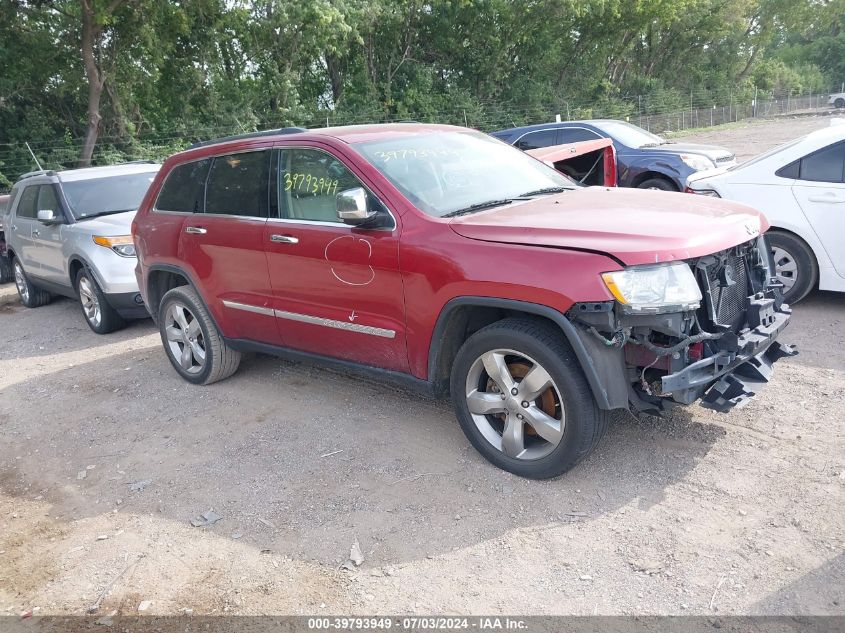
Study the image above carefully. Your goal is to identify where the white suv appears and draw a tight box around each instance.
[4,163,160,333]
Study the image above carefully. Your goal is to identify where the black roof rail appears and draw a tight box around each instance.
[188,127,308,150]
[19,169,55,180]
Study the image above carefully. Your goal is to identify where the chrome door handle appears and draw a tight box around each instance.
[270,234,299,244]
[185,226,207,234]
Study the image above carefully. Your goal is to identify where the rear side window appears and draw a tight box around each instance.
[797,142,845,183]
[156,159,211,213]
[515,129,560,150]
[205,150,270,217]
[15,186,39,218]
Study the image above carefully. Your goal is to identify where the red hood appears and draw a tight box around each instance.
[448,187,768,266]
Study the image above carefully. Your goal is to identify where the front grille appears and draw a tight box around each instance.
[700,249,749,330]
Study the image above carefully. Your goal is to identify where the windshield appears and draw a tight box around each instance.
[62,172,158,219]
[592,121,666,148]
[353,130,574,217]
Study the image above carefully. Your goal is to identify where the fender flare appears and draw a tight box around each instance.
[145,263,219,329]
[427,296,623,410]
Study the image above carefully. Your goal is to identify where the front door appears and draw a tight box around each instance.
[790,141,845,278]
[32,184,69,284]
[174,150,283,345]
[265,146,408,371]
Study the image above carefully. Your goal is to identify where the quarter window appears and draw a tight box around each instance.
[205,151,271,217]
[515,129,560,150]
[156,159,211,213]
[15,186,39,219]
[278,148,365,223]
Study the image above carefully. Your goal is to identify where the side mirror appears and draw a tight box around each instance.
[336,188,378,226]
[37,209,61,224]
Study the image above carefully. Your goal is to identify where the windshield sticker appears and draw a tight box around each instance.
[373,148,460,162]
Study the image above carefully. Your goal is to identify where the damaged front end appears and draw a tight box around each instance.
[569,236,797,415]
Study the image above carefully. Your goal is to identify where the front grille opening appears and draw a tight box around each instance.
[697,246,751,331]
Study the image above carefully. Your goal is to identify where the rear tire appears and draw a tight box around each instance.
[13,258,51,308]
[835,98,845,109]
[158,285,241,384]
[75,268,126,334]
[450,317,607,479]
[768,230,817,304]
[0,256,12,284]
[637,177,677,191]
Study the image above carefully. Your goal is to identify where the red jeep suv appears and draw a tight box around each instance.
[132,124,794,479]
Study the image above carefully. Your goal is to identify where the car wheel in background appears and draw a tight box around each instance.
[75,268,126,334]
[0,256,12,284]
[637,177,677,191]
[13,258,51,308]
[768,230,818,304]
[450,317,607,479]
[158,285,241,385]
[835,98,845,109]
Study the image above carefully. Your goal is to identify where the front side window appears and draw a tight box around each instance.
[278,148,365,223]
[156,159,211,213]
[515,129,559,150]
[205,151,270,217]
[15,186,39,219]
[563,127,602,143]
[354,130,573,218]
[797,142,845,183]
[64,172,158,220]
[37,185,60,215]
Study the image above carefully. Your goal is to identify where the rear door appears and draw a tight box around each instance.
[264,145,408,371]
[10,185,41,275]
[175,149,283,345]
[789,141,845,278]
[31,184,69,285]
[514,129,561,151]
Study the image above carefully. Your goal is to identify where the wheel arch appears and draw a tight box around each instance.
[145,264,205,325]
[427,296,621,409]
[766,226,821,281]
[631,170,679,190]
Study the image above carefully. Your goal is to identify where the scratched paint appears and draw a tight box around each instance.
[323,235,376,286]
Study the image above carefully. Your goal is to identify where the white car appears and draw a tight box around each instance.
[686,123,845,303]
[829,93,845,109]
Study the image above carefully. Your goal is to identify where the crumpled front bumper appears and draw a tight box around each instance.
[659,306,797,411]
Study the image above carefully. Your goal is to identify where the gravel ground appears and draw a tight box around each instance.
[0,115,843,617]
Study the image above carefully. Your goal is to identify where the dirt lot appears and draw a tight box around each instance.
[1,115,843,617]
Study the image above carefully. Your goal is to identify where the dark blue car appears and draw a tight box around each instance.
[491,119,736,191]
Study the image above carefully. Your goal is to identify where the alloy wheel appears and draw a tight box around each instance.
[164,302,206,374]
[464,349,565,460]
[771,246,797,292]
[14,261,29,304]
[78,275,101,328]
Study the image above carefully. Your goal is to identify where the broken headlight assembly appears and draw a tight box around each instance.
[601,262,702,315]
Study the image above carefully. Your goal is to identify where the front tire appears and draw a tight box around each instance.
[13,258,51,308]
[637,177,677,191]
[158,286,241,384]
[75,268,126,334]
[450,318,607,479]
[768,230,817,304]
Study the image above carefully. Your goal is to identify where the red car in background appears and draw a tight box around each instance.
[0,193,12,283]
[132,123,793,478]
[526,138,616,187]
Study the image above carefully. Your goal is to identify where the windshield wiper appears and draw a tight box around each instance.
[76,209,136,220]
[517,186,570,197]
[442,199,515,218]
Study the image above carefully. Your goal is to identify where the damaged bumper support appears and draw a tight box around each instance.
[660,308,797,411]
